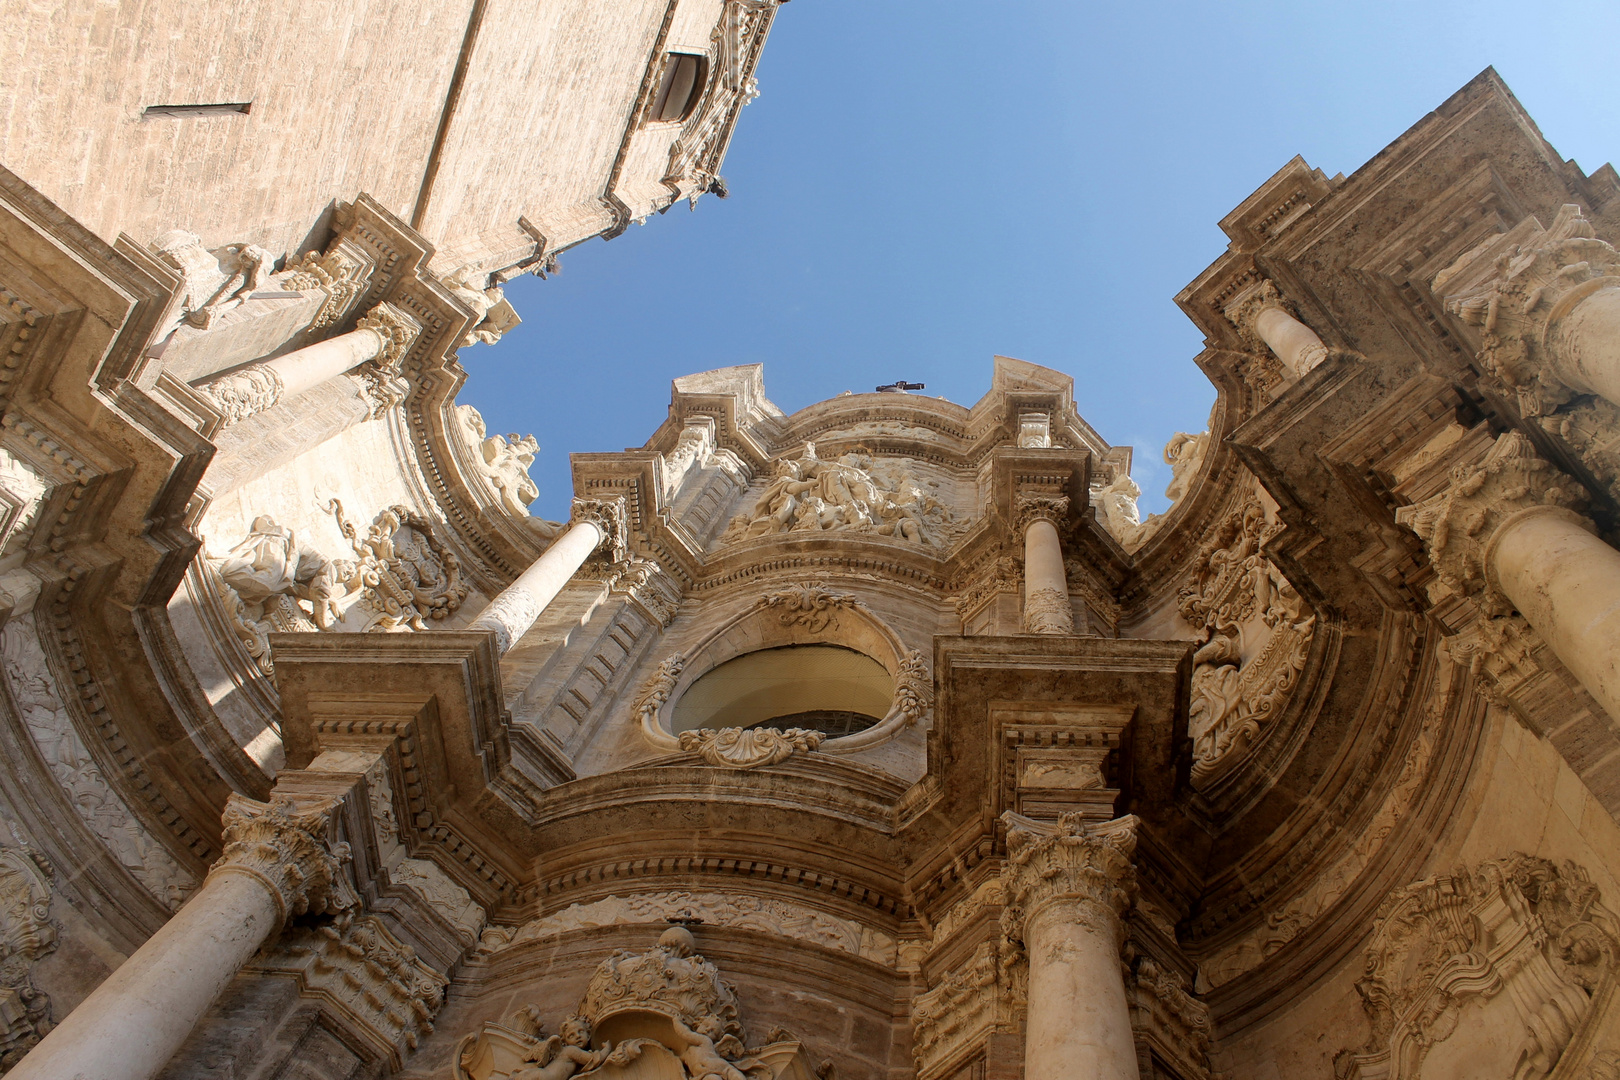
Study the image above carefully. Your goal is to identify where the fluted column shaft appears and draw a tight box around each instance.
[11,796,349,1080]
[1022,509,1073,634]
[1549,284,1620,408]
[1489,505,1620,723]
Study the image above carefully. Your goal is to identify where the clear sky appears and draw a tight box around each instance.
[461,0,1619,521]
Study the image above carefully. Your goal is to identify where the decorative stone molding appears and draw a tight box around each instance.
[677,726,824,769]
[663,0,777,206]
[1396,430,1586,615]
[911,940,1001,1075]
[258,912,448,1061]
[1016,411,1052,448]
[718,443,964,548]
[213,793,354,922]
[1022,586,1074,636]
[441,265,521,348]
[636,656,687,737]
[0,845,56,1071]
[756,582,866,633]
[953,554,1022,620]
[1,613,196,908]
[475,890,897,964]
[1178,492,1315,785]
[203,365,285,425]
[1443,204,1620,417]
[1012,493,1069,535]
[1127,957,1212,1076]
[999,812,1138,952]
[1336,854,1620,1080]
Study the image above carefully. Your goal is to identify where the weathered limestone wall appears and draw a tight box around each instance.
[1208,702,1620,1078]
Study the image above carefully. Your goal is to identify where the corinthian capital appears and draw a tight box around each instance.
[355,301,423,373]
[1395,430,1587,614]
[571,496,630,562]
[1000,811,1138,943]
[213,793,354,922]
[1443,204,1620,416]
[1013,493,1069,534]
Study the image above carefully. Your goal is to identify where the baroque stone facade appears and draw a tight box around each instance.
[0,19,1616,1080]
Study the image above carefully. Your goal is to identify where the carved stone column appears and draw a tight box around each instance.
[1445,204,1620,413]
[1398,430,1620,723]
[1225,279,1329,377]
[194,301,420,426]
[10,795,352,1080]
[1001,812,1140,1080]
[1016,494,1073,634]
[467,496,628,652]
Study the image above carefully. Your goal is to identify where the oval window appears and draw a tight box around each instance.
[671,644,893,737]
[649,52,708,123]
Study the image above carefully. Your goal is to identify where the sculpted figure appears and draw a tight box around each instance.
[150,229,273,333]
[510,1017,605,1080]
[671,1017,749,1080]
[444,265,522,347]
[216,515,352,628]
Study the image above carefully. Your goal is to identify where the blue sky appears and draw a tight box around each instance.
[462,0,1619,521]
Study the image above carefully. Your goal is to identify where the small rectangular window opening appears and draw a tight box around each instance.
[143,102,252,120]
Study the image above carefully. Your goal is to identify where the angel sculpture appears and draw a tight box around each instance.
[509,1017,607,1080]
[670,1018,752,1080]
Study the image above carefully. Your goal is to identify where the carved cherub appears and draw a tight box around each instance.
[509,1016,605,1080]
[670,1017,749,1080]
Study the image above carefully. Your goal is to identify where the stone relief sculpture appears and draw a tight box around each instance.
[0,844,56,1070]
[718,443,963,548]
[1335,854,1619,1080]
[1178,493,1315,786]
[755,582,865,633]
[456,926,819,1080]
[210,503,469,673]
[150,229,273,335]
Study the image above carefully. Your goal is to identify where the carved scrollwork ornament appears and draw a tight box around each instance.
[677,726,825,769]
[892,649,932,725]
[0,845,58,1069]
[608,557,681,627]
[1335,853,1620,1080]
[755,582,865,633]
[213,793,355,922]
[283,247,364,329]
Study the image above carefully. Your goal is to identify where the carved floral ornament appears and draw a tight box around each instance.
[634,584,933,766]
[0,845,57,1069]
[207,500,470,674]
[213,793,354,922]
[1176,492,1315,786]
[455,926,822,1080]
[1335,854,1620,1080]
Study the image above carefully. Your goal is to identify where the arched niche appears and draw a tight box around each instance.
[639,584,929,757]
